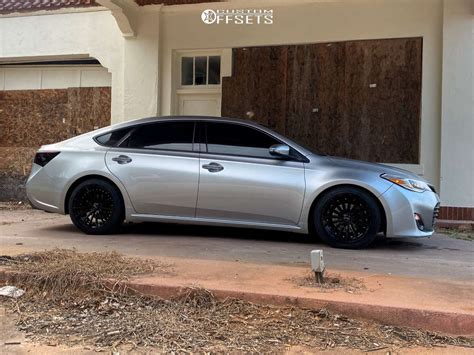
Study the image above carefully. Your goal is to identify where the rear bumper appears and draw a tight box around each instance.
[26,163,63,213]
[382,185,440,238]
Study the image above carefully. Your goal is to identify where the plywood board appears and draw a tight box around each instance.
[221,38,422,163]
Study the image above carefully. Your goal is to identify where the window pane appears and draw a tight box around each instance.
[96,127,130,147]
[208,56,221,85]
[195,56,207,85]
[206,122,279,158]
[181,57,193,85]
[127,122,194,151]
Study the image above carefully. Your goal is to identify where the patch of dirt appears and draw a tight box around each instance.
[0,201,31,211]
[289,272,365,293]
[0,250,472,353]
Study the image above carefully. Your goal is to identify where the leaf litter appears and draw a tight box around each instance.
[0,249,472,353]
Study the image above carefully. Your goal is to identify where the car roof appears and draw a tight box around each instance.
[114,115,266,129]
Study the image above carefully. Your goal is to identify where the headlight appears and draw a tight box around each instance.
[381,174,430,193]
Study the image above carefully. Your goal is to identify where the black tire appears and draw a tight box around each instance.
[313,186,381,249]
[68,178,124,235]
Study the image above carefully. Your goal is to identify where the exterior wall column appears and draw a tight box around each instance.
[439,0,474,220]
[120,9,161,123]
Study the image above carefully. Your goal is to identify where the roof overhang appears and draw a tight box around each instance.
[0,0,221,15]
[0,0,222,37]
[96,0,137,37]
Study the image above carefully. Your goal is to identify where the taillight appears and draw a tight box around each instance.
[34,152,60,167]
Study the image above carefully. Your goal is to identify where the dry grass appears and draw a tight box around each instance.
[0,249,472,353]
[0,249,170,299]
[437,227,474,241]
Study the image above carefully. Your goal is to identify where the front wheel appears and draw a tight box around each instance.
[68,179,124,235]
[313,187,381,249]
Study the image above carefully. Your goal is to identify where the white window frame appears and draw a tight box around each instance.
[177,50,223,90]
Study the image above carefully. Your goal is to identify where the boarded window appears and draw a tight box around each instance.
[221,38,422,164]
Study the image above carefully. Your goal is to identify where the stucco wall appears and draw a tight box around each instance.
[160,0,443,189]
[440,0,474,207]
[123,10,160,121]
[0,10,124,119]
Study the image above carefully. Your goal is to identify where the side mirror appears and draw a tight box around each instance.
[269,144,291,158]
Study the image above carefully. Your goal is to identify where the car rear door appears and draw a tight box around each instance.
[196,121,306,226]
[105,120,199,217]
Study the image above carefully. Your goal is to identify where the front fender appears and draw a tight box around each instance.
[299,168,393,232]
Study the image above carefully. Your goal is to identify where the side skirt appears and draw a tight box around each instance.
[128,214,306,233]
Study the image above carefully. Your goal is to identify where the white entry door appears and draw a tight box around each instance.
[178,93,221,116]
[175,51,225,117]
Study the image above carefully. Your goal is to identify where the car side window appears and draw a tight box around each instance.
[124,121,195,152]
[95,127,131,147]
[206,122,280,159]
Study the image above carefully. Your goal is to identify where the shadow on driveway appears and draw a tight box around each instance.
[47,220,439,251]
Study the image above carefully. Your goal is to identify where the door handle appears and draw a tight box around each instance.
[202,162,224,173]
[112,155,132,165]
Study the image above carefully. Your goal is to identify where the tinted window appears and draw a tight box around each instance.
[206,122,279,158]
[125,121,194,151]
[95,127,131,147]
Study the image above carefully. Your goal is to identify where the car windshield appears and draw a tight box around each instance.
[292,139,326,156]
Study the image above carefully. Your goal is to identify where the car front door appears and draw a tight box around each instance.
[105,120,199,217]
[196,121,306,226]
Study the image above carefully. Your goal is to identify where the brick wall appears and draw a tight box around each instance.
[438,207,474,221]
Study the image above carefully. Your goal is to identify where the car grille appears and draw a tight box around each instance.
[432,203,440,227]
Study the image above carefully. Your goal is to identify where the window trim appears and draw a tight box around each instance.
[94,121,197,154]
[94,119,309,162]
[202,121,309,163]
[93,127,133,148]
[179,54,222,88]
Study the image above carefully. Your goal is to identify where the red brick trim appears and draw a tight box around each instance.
[0,0,98,15]
[439,206,474,221]
[136,0,221,5]
[0,0,221,15]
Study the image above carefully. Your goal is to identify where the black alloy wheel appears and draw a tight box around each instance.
[313,187,381,249]
[69,179,124,235]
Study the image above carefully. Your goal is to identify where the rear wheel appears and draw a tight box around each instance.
[313,187,381,249]
[68,179,124,235]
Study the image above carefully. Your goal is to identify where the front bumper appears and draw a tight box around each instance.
[381,185,440,238]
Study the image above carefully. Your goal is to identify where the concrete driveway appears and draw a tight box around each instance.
[1,208,473,282]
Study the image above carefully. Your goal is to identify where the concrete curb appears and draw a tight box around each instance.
[129,281,474,337]
[1,270,472,336]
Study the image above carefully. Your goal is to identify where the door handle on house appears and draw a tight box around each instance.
[202,162,224,173]
[112,155,132,165]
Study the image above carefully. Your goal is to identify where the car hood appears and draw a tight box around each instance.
[324,156,427,182]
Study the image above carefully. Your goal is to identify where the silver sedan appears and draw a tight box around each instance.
[26,116,440,249]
